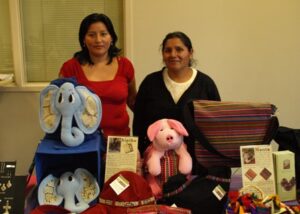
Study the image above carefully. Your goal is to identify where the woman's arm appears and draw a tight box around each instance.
[133,79,150,154]
[127,77,137,111]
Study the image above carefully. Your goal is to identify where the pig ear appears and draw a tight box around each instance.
[147,120,163,142]
[167,119,189,136]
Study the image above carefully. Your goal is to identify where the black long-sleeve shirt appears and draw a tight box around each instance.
[133,68,220,154]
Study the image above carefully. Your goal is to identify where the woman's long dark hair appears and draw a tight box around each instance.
[74,13,121,65]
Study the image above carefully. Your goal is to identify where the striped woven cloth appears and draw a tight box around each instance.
[160,150,179,185]
[193,100,276,168]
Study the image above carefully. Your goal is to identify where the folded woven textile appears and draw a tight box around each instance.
[184,100,279,168]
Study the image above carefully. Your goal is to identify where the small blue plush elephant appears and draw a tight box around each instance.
[39,78,102,147]
[38,168,100,213]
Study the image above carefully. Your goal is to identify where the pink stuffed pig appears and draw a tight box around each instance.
[144,119,192,197]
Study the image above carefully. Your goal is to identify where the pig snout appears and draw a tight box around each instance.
[166,135,173,143]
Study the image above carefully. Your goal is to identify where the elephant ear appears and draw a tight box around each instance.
[74,86,102,134]
[39,84,61,133]
[74,168,100,204]
[38,174,63,206]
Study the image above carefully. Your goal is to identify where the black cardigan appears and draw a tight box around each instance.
[133,68,220,154]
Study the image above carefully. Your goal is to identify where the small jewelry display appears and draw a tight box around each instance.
[0,184,6,192]
[0,162,16,214]
[0,180,12,193]
[5,181,11,189]
[2,200,11,214]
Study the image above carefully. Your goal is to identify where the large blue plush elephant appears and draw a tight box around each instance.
[39,79,102,147]
[38,168,100,213]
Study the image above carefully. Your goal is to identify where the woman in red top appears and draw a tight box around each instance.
[60,13,136,138]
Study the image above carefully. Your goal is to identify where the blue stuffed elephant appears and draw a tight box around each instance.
[37,168,100,213]
[39,78,102,147]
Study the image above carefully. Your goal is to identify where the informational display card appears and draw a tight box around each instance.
[104,136,138,182]
[273,150,296,201]
[240,145,276,197]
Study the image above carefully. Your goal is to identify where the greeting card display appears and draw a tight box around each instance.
[240,145,276,197]
[273,150,296,201]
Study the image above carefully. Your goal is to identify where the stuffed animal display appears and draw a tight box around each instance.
[39,78,102,147]
[144,119,192,197]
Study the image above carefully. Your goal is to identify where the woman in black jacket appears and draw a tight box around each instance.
[133,31,220,155]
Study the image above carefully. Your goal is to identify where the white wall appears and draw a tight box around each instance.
[0,92,43,175]
[129,0,300,128]
[1,0,299,175]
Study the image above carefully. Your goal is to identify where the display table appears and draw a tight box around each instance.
[24,173,300,213]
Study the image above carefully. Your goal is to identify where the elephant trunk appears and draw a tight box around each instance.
[61,116,84,147]
[58,190,89,213]
[63,194,89,213]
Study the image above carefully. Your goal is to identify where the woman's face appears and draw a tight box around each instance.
[162,37,192,72]
[84,21,112,58]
